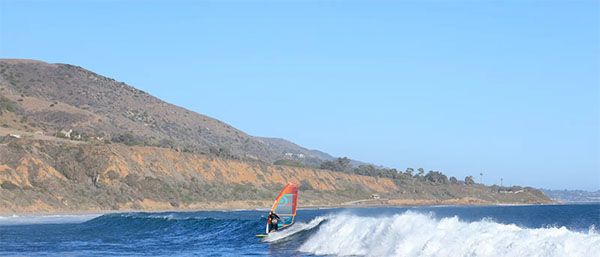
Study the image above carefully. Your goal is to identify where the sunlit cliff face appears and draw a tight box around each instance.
[0,139,553,213]
[0,140,399,213]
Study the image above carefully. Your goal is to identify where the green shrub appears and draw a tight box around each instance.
[0,96,15,113]
[111,133,145,146]
[1,181,19,190]
[274,159,304,168]
[298,179,314,191]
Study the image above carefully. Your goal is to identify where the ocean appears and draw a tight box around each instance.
[0,204,598,256]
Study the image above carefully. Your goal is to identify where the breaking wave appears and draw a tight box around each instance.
[298,212,600,257]
[3,208,598,256]
[263,215,327,243]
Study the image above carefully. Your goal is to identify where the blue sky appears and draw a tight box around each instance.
[1,1,598,190]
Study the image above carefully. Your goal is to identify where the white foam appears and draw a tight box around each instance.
[299,211,600,257]
[0,213,101,225]
[263,216,327,243]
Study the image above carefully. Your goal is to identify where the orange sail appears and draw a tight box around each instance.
[266,183,298,233]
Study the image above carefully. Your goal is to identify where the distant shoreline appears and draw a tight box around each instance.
[0,200,569,217]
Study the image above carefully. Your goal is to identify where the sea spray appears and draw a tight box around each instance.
[263,215,327,243]
[298,211,600,257]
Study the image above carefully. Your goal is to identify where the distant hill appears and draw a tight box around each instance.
[256,137,332,167]
[0,59,555,214]
[0,59,341,165]
[540,189,600,203]
[257,137,368,167]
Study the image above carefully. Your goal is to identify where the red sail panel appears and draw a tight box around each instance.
[269,183,298,228]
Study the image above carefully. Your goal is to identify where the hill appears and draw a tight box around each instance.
[0,59,554,213]
[0,59,337,165]
[540,189,600,203]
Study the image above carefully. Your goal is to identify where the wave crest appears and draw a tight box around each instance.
[263,215,327,243]
[299,211,600,257]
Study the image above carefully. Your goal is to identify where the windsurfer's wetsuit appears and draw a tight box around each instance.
[268,213,281,232]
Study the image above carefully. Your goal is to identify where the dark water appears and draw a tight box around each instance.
[1,204,599,256]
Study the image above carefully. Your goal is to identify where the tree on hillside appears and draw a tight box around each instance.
[449,176,458,184]
[159,138,176,149]
[111,132,145,146]
[465,176,475,185]
[352,165,401,179]
[209,147,237,159]
[319,160,337,171]
[425,170,448,184]
[405,168,414,176]
[319,157,352,172]
[0,96,16,115]
[358,164,376,175]
[274,159,304,168]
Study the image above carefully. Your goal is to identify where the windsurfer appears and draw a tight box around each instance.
[268,211,280,232]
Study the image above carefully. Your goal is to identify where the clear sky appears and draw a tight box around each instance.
[1,1,598,190]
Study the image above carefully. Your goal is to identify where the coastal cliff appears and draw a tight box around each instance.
[0,59,554,214]
[0,136,553,214]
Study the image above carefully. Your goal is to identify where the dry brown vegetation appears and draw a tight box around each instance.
[0,59,554,214]
[0,136,553,214]
[0,59,330,164]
